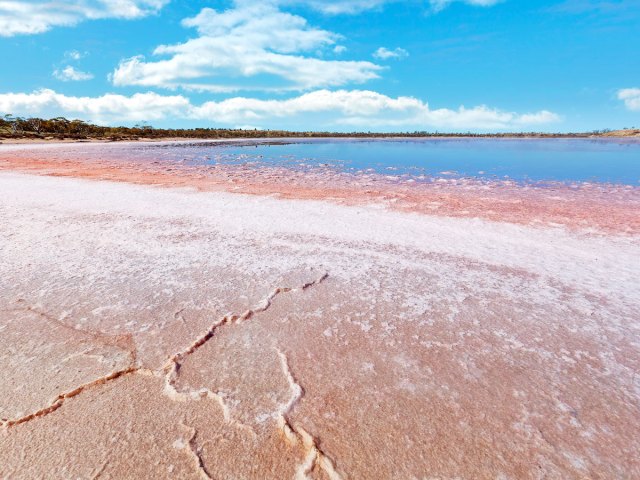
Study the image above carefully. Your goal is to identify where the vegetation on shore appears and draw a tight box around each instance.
[1,114,638,141]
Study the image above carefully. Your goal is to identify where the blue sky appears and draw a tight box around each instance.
[0,0,639,132]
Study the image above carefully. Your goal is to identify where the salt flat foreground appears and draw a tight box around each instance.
[1,171,639,479]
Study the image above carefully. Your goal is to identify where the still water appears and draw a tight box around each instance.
[142,137,640,185]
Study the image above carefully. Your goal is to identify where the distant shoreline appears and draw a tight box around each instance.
[1,115,639,143]
[1,130,639,146]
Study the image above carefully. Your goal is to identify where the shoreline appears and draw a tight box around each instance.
[2,141,639,235]
[1,130,640,146]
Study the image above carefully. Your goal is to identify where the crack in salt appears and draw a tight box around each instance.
[3,270,333,480]
[276,348,343,480]
[15,303,138,365]
[163,343,255,434]
[2,367,141,428]
[162,271,329,413]
[276,349,304,424]
[182,425,214,480]
[236,273,328,324]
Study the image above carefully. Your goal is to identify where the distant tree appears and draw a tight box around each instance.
[27,117,43,134]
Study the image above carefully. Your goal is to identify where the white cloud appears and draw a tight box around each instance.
[0,0,169,36]
[429,0,501,12]
[0,89,190,123]
[110,0,500,92]
[111,3,382,92]
[373,47,409,60]
[53,66,94,82]
[235,124,263,130]
[65,50,83,61]
[0,0,502,38]
[0,88,560,131]
[617,88,640,111]
[334,45,347,54]
[191,89,560,130]
[287,0,388,14]
[286,0,501,14]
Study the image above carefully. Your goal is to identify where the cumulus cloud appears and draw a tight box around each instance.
[0,0,168,36]
[0,88,560,131]
[373,47,409,60]
[617,88,640,111]
[110,3,382,92]
[53,66,94,82]
[0,89,190,124]
[111,2,382,92]
[190,89,560,130]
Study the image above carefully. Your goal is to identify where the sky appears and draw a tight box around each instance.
[0,0,639,132]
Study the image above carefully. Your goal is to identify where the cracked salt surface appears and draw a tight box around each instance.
[1,171,639,479]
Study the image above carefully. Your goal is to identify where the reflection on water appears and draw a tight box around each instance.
[8,137,639,185]
[136,138,640,185]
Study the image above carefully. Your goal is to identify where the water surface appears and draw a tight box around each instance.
[139,138,640,185]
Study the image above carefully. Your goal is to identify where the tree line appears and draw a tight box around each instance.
[0,114,617,140]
